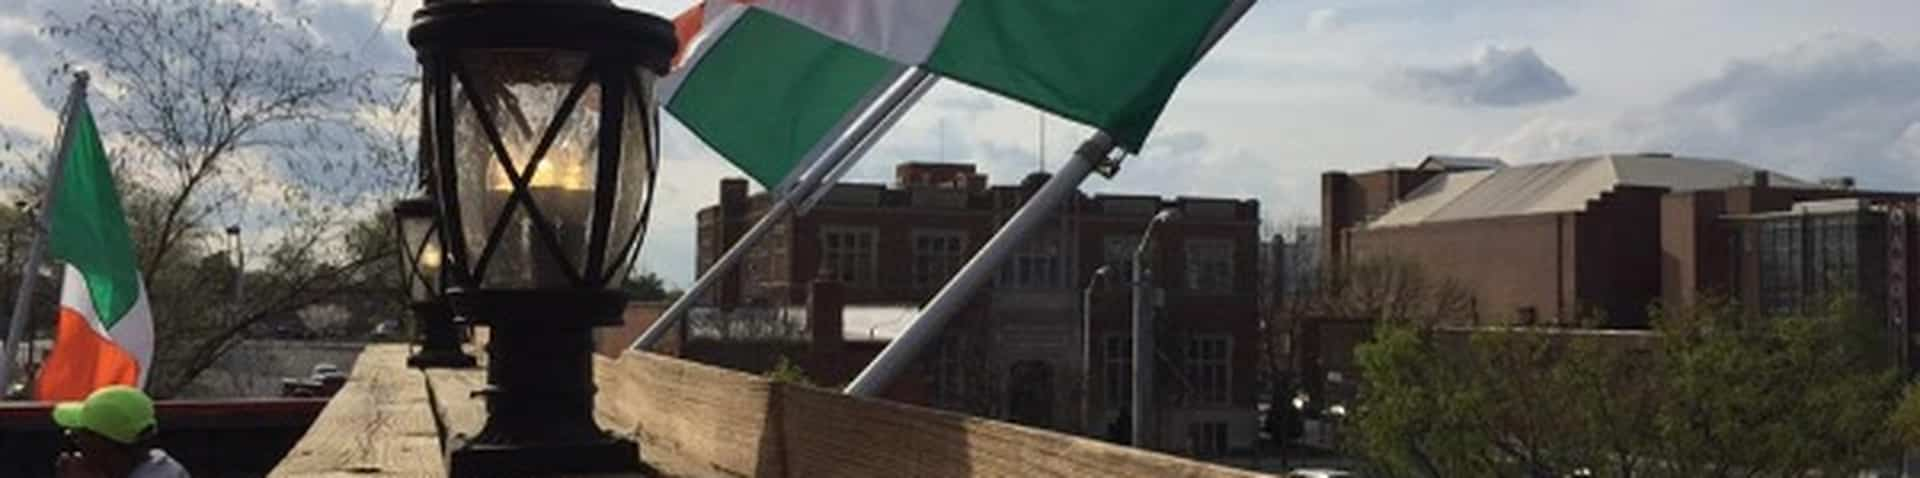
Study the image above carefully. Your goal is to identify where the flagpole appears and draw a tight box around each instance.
[843,0,1258,398]
[0,71,88,398]
[795,71,938,215]
[630,68,936,351]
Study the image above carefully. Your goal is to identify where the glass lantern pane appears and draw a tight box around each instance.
[601,69,659,288]
[449,49,602,289]
[399,215,440,302]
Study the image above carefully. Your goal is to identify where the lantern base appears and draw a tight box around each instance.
[447,434,648,477]
[408,302,479,369]
[406,348,478,369]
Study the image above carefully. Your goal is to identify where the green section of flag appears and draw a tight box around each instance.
[667,8,896,189]
[925,0,1230,151]
[47,102,142,327]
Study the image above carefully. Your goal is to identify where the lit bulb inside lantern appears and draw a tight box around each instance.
[490,144,591,192]
[420,241,443,271]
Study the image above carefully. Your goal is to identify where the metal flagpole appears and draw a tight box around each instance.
[845,133,1114,397]
[843,0,1258,398]
[0,72,89,397]
[795,71,938,215]
[630,68,937,351]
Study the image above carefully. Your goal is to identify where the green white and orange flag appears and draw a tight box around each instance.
[661,0,1247,192]
[36,94,154,401]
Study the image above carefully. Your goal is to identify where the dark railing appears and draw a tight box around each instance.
[0,398,328,477]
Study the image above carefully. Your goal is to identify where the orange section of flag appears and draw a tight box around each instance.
[671,3,705,67]
[35,307,139,401]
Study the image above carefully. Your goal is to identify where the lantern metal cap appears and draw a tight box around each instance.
[408,1,678,74]
[393,197,437,218]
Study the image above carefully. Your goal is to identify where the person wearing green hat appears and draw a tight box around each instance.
[50,385,189,478]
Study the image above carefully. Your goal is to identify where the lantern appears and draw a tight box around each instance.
[392,197,476,369]
[408,0,674,473]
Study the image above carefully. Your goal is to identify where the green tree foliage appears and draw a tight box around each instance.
[1,0,412,397]
[1352,296,1916,477]
[622,272,673,302]
[764,355,813,386]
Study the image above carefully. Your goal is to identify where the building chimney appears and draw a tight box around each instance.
[1321,172,1351,268]
[1751,171,1770,189]
[808,278,844,352]
[721,178,749,216]
[718,178,750,309]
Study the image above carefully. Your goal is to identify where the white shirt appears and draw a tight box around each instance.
[129,449,190,478]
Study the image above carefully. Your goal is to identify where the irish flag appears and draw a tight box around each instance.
[662,0,1248,192]
[36,92,154,401]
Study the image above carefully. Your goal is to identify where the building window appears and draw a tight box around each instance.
[1753,213,1866,314]
[1185,336,1231,405]
[1759,219,1803,313]
[1811,214,1858,294]
[821,227,877,285]
[1104,335,1132,404]
[1001,233,1063,289]
[1104,235,1142,279]
[912,230,967,288]
[1188,421,1228,457]
[1185,239,1234,293]
[929,335,967,409]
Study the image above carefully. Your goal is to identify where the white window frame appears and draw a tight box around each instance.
[820,226,878,285]
[1104,235,1142,279]
[1185,239,1235,294]
[1103,334,1133,404]
[929,335,967,409]
[911,229,968,288]
[1000,232,1064,289]
[1185,335,1232,405]
[1188,421,1229,457]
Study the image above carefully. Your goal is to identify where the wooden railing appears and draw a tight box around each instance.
[273,344,1269,477]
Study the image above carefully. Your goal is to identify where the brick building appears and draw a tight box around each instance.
[1314,153,1920,373]
[686,162,1263,456]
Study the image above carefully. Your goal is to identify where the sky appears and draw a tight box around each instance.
[4,0,1920,287]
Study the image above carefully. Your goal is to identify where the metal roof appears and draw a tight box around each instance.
[1417,155,1507,171]
[1368,154,1814,228]
[687,304,922,342]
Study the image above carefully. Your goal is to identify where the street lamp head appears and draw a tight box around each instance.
[1151,208,1181,224]
[408,0,676,322]
[1093,265,1112,277]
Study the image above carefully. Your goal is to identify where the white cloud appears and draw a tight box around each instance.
[1377,45,1577,107]
[1305,8,1345,34]
[0,53,54,140]
[9,0,1920,286]
[1476,35,1920,187]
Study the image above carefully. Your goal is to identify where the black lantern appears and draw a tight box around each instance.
[393,197,477,369]
[408,0,673,474]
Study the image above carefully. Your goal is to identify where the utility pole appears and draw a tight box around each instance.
[1081,265,1111,433]
[1132,208,1178,448]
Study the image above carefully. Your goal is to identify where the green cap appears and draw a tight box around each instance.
[51,385,156,444]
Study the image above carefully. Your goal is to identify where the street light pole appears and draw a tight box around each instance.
[1081,265,1111,433]
[1132,208,1179,448]
[225,225,242,305]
